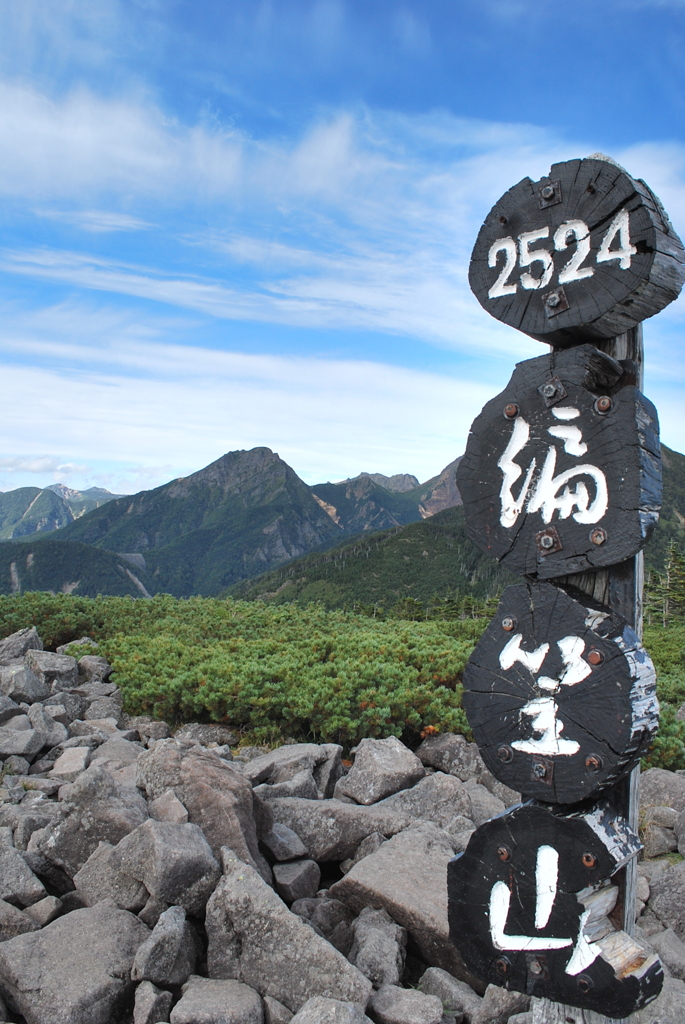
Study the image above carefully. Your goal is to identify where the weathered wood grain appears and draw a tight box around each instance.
[469,157,685,347]
[462,581,658,804]
[447,803,663,1019]
[456,344,661,578]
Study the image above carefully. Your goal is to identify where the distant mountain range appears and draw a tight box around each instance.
[0,449,463,598]
[0,484,124,541]
[1,444,683,605]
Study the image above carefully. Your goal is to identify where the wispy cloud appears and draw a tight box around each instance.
[36,209,154,233]
[0,456,88,475]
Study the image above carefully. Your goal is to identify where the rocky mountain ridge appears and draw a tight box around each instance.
[0,486,123,542]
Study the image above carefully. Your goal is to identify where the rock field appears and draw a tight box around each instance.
[0,626,684,1023]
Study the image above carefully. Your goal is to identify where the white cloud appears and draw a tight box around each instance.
[0,456,88,475]
[36,209,153,233]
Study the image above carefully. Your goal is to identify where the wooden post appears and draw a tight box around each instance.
[532,326,644,1024]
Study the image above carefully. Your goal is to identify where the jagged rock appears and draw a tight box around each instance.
[644,805,679,828]
[90,735,144,768]
[369,983,444,1024]
[44,691,87,722]
[676,808,685,856]
[43,702,69,726]
[642,821,678,858]
[261,822,308,861]
[340,832,387,874]
[0,898,39,941]
[20,849,74,896]
[255,769,319,801]
[334,738,425,805]
[380,773,472,829]
[74,840,149,911]
[273,859,321,902]
[174,723,237,748]
[149,789,189,824]
[348,907,406,988]
[137,741,272,882]
[85,697,124,725]
[56,636,97,655]
[330,823,483,992]
[264,994,294,1023]
[630,975,685,1023]
[132,905,198,987]
[415,734,486,782]
[48,745,91,782]
[0,627,43,664]
[77,655,112,681]
[68,717,118,740]
[27,703,68,747]
[134,981,174,1024]
[112,819,220,916]
[0,903,150,1024]
[648,860,685,939]
[640,767,685,813]
[270,798,412,862]
[472,985,528,1023]
[476,769,520,809]
[0,846,46,906]
[205,848,372,1012]
[136,720,172,742]
[170,976,263,1024]
[290,996,371,1022]
[462,781,505,827]
[242,743,329,786]
[138,895,170,928]
[0,664,49,704]
[33,764,148,876]
[3,753,29,775]
[0,695,23,724]
[418,967,483,1021]
[315,744,345,799]
[23,894,61,926]
[25,650,78,691]
[649,927,685,981]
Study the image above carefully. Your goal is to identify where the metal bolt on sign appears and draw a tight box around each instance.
[448,155,685,1022]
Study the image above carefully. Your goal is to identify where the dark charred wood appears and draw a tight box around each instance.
[469,157,685,347]
[447,802,663,1019]
[456,344,662,578]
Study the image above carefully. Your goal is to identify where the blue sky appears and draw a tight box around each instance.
[1,0,684,494]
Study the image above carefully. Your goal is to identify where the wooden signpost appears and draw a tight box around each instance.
[448,155,685,1022]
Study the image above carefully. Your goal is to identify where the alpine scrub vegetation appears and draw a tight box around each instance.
[0,592,476,747]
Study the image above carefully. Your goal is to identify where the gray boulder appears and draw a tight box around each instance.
[379,773,472,828]
[48,745,91,782]
[330,823,483,992]
[27,702,68,747]
[648,860,685,939]
[0,846,46,906]
[290,997,372,1022]
[0,627,42,664]
[261,822,308,861]
[33,764,148,876]
[174,723,237,748]
[25,650,78,691]
[648,927,685,981]
[242,743,329,786]
[264,995,294,1023]
[630,975,685,1024]
[0,695,23,724]
[23,894,61,927]
[270,798,412,861]
[205,848,372,1012]
[273,860,321,902]
[170,976,263,1023]
[73,840,148,911]
[369,983,444,1024]
[149,789,189,824]
[0,665,49,704]
[0,725,45,759]
[134,981,174,1024]
[642,821,678,858]
[473,985,528,1023]
[462,781,505,827]
[111,819,220,916]
[44,690,87,722]
[85,696,124,725]
[415,733,485,782]
[132,905,198,987]
[78,655,113,681]
[334,737,425,805]
[0,903,150,1024]
[0,898,39,941]
[254,769,319,801]
[418,967,483,1020]
[348,906,407,988]
[137,741,272,883]
[341,833,387,874]
[640,768,685,813]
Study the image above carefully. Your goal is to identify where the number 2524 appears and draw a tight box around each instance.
[488,208,636,299]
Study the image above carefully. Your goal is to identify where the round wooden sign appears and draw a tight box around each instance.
[469,156,685,347]
[462,582,659,804]
[456,344,662,579]
[447,803,662,1017]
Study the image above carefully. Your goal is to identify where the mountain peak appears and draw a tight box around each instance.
[336,471,420,493]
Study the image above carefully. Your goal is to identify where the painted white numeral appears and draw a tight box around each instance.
[488,237,518,298]
[519,228,554,290]
[597,208,637,270]
[555,220,594,283]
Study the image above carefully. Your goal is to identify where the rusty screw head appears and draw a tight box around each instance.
[545,293,561,309]
[495,956,510,974]
[541,185,555,200]
[582,852,597,868]
[539,533,555,550]
[577,975,594,994]
[587,648,604,666]
[589,527,607,546]
[503,403,519,419]
[497,845,511,861]
[585,754,603,772]
[594,395,613,415]
[499,215,508,225]
[532,762,548,779]
[502,616,517,632]
[529,959,544,976]
[497,745,514,763]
